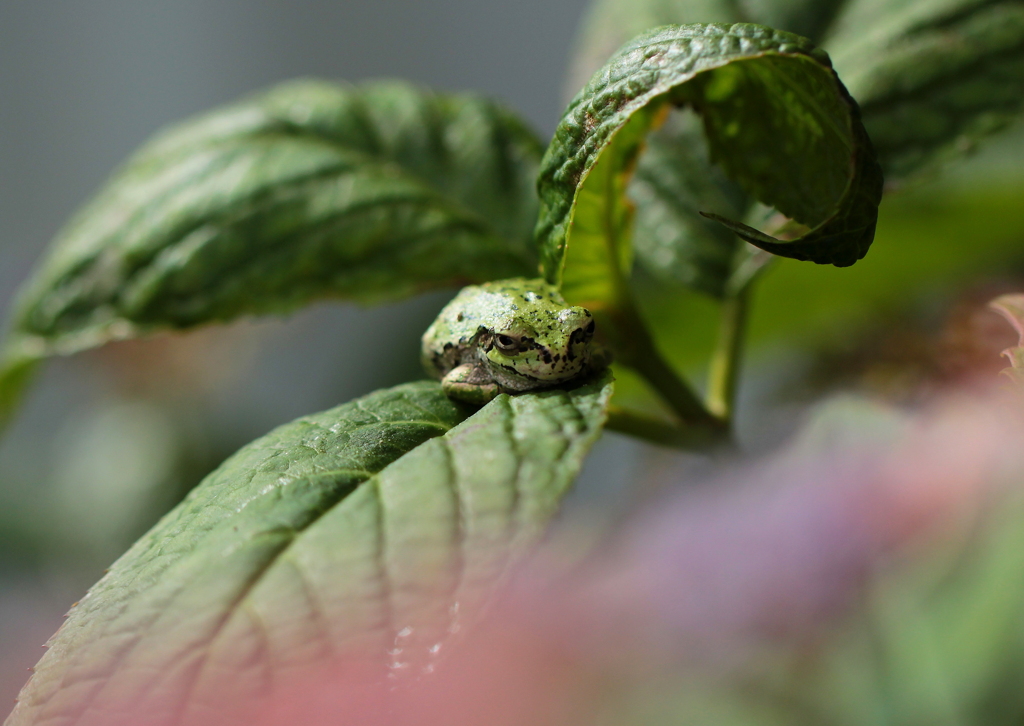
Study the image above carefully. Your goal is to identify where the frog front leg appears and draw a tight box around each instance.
[441,364,500,405]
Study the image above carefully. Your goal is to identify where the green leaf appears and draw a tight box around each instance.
[572,0,1024,186]
[0,80,542,384]
[569,0,1024,296]
[566,0,848,99]
[636,180,1024,373]
[7,375,612,726]
[823,0,1024,184]
[802,483,1024,724]
[537,23,883,315]
[629,109,752,297]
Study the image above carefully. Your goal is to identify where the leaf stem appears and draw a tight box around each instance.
[612,296,727,436]
[605,406,728,450]
[705,286,750,423]
[588,117,724,440]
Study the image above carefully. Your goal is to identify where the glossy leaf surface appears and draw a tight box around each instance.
[0,80,543,425]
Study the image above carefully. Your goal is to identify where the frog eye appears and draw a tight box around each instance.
[494,333,520,353]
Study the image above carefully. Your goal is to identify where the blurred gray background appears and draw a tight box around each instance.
[0,0,657,709]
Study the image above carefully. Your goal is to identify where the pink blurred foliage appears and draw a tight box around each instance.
[8,387,1024,726]
[542,390,1024,673]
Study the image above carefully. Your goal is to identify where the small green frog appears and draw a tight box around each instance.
[422,278,606,404]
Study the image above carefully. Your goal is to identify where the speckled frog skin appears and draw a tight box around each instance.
[422,278,605,404]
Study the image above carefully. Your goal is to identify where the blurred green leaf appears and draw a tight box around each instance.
[537,23,881,317]
[828,0,1024,185]
[7,375,612,726]
[0,353,36,435]
[800,487,1024,725]
[0,79,543,425]
[749,184,1024,348]
[640,181,1024,372]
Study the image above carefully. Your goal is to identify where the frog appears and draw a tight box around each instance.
[421,278,607,404]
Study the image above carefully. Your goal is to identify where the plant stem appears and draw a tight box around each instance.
[706,286,750,423]
[590,149,724,439]
[611,296,726,434]
[605,406,728,450]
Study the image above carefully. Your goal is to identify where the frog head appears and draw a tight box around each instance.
[422,278,605,400]
[476,284,597,390]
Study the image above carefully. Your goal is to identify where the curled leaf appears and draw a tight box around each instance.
[566,0,849,99]
[536,23,883,316]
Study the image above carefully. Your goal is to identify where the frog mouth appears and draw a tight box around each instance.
[566,320,596,362]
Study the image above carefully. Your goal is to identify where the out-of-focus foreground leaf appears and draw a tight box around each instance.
[802,483,1024,725]
[6,375,612,726]
[537,22,881,315]
[589,394,1024,725]
[0,80,542,429]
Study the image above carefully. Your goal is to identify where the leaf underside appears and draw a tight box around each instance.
[7,375,612,726]
[564,1,1024,300]
[628,108,751,297]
